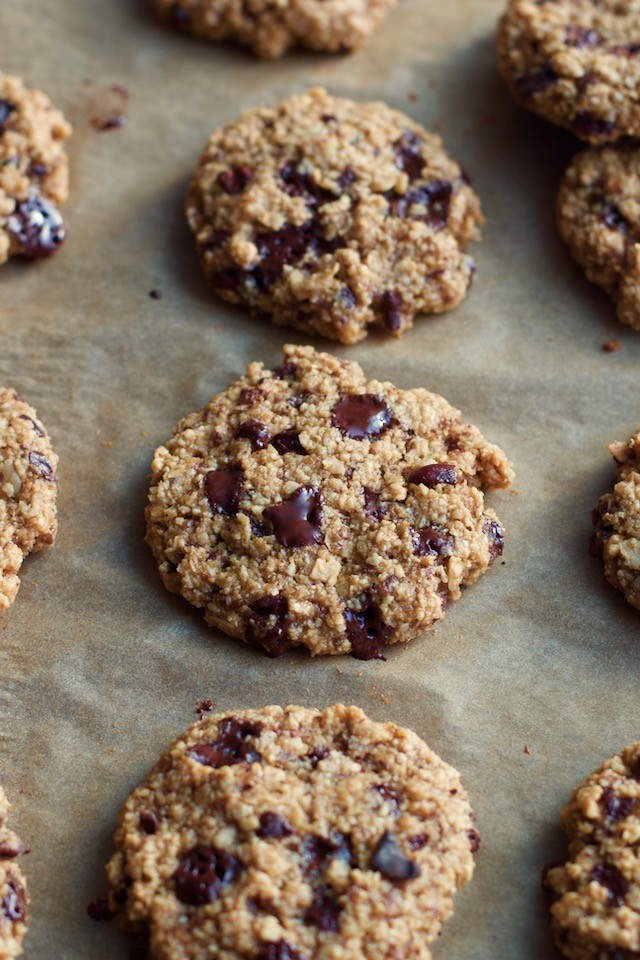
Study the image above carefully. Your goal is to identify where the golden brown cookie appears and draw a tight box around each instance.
[0,787,28,959]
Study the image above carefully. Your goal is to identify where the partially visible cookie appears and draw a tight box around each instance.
[0,390,58,610]
[152,0,398,58]
[186,87,483,344]
[0,787,28,959]
[146,344,513,658]
[543,742,640,959]
[0,73,71,264]
[590,430,640,609]
[498,0,640,143]
[107,703,478,960]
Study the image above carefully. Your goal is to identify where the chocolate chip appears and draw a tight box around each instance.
[483,519,505,563]
[467,828,481,853]
[6,190,66,258]
[28,451,54,480]
[412,525,454,557]
[257,812,294,838]
[407,834,429,851]
[204,467,243,516]
[303,832,353,872]
[394,131,424,179]
[247,594,291,657]
[304,888,342,931]
[0,844,21,859]
[408,463,456,487]
[168,1,190,28]
[337,167,356,189]
[264,486,323,547]
[388,180,453,232]
[235,420,268,450]
[565,25,603,46]
[571,113,614,140]
[380,291,403,331]
[217,165,252,195]
[601,204,628,231]
[148,288,162,300]
[173,844,241,906]
[591,862,628,906]
[609,43,640,55]
[602,786,637,822]
[0,100,16,134]
[308,746,329,768]
[363,487,388,521]
[256,942,305,960]
[289,390,310,409]
[238,387,264,405]
[86,898,113,922]
[331,395,392,440]
[273,362,298,380]
[270,430,307,455]
[253,221,341,289]
[515,64,557,100]
[278,163,335,207]
[344,596,390,661]
[2,875,25,921]
[373,783,401,812]
[371,831,421,880]
[188,716,262,767]
[139,812,159,835]
[18,414,44,437]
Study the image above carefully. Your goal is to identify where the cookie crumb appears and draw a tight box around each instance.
[195,699,216,716]
[602,338,620,352]
[524,744,532,756]
[408,91,419,102]
[89,84,129,131]
[380,694,390,704]
[149,289,163,300]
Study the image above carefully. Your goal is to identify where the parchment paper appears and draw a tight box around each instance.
[2,0,639,956]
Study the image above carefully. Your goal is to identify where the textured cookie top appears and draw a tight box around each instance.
[152,0,398,58]
[0,73,71,265]
[146,345,513,658]
[557,144,640,330]
[0,787,28,960]
[543,742,640,959]
[186,88,482,344]
[591,430,640,610]
[498,0,640,143]
[0,389,58,610]
[107,704,477,960]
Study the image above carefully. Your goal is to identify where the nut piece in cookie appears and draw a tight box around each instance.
[145,344,513,658]
[107,703,477,960]
[0,389,58,609]
[0,73,71,264]
[0,787,28,959]
[498,0,640,143]
[186,87,483,344]
[558,144,640,330]
[543,742,640,959]
[590,430,640,609]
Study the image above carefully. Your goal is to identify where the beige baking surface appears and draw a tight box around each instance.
[1,0,639,957]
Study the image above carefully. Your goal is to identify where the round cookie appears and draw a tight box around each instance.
[0,389,58,610]
[0,787,28,959]
[543,742,640,959]
[590,430,640,609]
[0,73,71,264]
[152,0,398,58]
[146,344,513,658]
[107,703,478,960]
[498,0,640,143]
[557,144,640,330]
[185,87,483,344]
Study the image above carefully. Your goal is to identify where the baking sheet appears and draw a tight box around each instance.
[2,0,639,956]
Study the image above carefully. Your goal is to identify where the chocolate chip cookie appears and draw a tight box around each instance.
[146,344,513,658]
[185,88,483,344]
[0,389,58,610]
[152,0,398,58]
[557,144,640,329]
[0,73,71,264]
[0,787,28,959]
[107,703,478,960]
[498,0,640,143]
[543,742,640,959]
[590,430,640,609]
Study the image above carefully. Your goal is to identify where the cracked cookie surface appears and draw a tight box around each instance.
[0,73,71,264]
[145,344,513,658]
[107,703,477,960]
[186,88,482,344]
[0,787,28,959]
[0,389,58,610]
[543,742,640,959]
[498,0,640,143]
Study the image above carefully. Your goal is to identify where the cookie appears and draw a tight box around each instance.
[106,703,478,960]
[185,87,483,344]
[0,73,71,264]
[590,430,640,609]
[498,0,640,143]
[146,344,513,658]
[152,0,398,58]
[0,787,28,959]
[543,742,640,959]
[0,390,58,610]
[557,144,640,329]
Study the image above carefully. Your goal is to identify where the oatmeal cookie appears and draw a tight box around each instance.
[498,0,640,143]
[543,742,640,959]
[0,389,58,610]
[145,344,513,658]
[0,73,71,264]
[0,787,28,959]
[185,87,483,344]
[107,703,478,960]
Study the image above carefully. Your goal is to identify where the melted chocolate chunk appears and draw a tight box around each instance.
[2,876,25,921]
[565,25,603,46]
[483,518,505,563]
[86,898,114,922]
[407,834,430,851]
[601,204,628,231]
[303,832,353,872]
[273,362,298,380]
[28,451,54,480]
[408,463,456,487]
[204,467,243,515]
[279,163,335,206]
[394,131,424,179]
[363,487,388,521]
[28,162,49,179]
[263,487,323,547]
[467,828,481,853]
[380,290,403,331]
[515,64,558,100]
[18,414,44,437]
[256,943,305,960]
[247,594,291,657]
[0,100,16,134]
[6,190,66,259]
[270,430,307,455]
[412,525,454,558]
[387,181,453,231]
[304,889,342,931]
[344,596,390,661]
[0,844,21,859]
[337,166,356,189]
[308,746,329,768]
[168,1,190,28]
[571,113,614,140]
[235,420,268,450]
[602,786,637,822]
[371,831,421,881]
[173,844,241,906]
[257,812,294,838]
[253,221,341,289]
[217,165,252,195]
[238,387,264,405]
[188,716,262,767]
[139,812,159,835]
[373,783,401,812]
[339,285,356,309]
[591,862,628,906]
[289,390,310,409]
[331,394,392,440]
